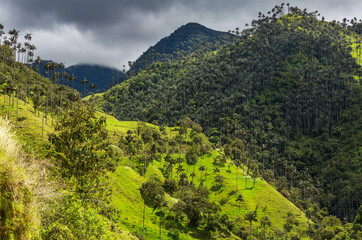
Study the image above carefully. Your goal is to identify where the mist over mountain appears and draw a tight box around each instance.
[33,61,124,95]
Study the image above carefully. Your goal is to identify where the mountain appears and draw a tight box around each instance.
[32,61,124,95]
[95,7,362,223]
[65,64,124,94]
[0,42,310,239]
[1,4,362,240]
[128,22,233,75]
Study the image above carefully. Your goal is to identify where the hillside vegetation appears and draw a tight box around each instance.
[94,5,362,224]
[0,92,311,239]
[1,4,362,240]
[127,22,232,76]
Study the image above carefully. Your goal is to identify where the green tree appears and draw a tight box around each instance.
[236,194,244,214]
[244,211,258,239]
[48,103,112,201]
[140,179,166,239]
[260,215,271,239]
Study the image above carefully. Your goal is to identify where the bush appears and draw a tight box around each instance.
[41,198,124,240]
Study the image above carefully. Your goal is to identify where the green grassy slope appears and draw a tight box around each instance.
[183,151,308,230]
[0,96,309,239]
[107,150,310,239]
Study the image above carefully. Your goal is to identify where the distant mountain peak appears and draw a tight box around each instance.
[129,22,231,74]
[179,22,207,29]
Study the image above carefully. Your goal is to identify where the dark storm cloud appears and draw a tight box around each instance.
[1,0,361,69]
[7,0,175,27]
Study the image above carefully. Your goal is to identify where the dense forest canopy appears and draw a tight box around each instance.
[1,3,362,240]
[95,5,362,221]
[127,22,233,77]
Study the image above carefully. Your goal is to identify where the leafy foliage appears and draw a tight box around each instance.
[48,103,114,201]
[97,5,362,221]
[128,22,233,76]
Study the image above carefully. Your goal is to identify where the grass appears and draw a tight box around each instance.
[0,117,40,239]
[0,94,54,148]
[107,149,310,239]
[163,150,309,231]
[1,94,310,239]
[109,166,199,240]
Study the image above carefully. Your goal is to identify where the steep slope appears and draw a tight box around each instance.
[0,93,310,239]
[128,22,232,75]
[95,6,362,221]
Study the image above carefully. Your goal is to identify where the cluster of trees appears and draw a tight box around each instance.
[1,4,361,239]
[0,24,81,133]
[96,4,361,223]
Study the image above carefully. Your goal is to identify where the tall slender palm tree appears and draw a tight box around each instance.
[260,215,271,240]
[236,194,244,214]
[58,62,65,116]
[244,211,258,239]
[0,24,5,69]
[70,74,76,89]
[44,62,52,125]
[16,42,22,62]
[24,33,32,66]
[0,24,4,46]
[81,76,88,96]
[23,34,33,104]
[58,62,65,85]
[8,28,19,121]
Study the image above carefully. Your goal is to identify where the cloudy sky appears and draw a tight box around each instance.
[0,0,361,70]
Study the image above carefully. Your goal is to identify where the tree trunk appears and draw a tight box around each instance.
[143,202,146,239]
[42,110,44,140]
[8,92,11,119]
[236,165,238,191]
[16,92,18,122]
[250,221,252,239]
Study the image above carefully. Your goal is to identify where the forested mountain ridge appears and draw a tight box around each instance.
[127,22,233,76]
[1,4,362,240]
[0,39,311,239]
[94,6,362,223]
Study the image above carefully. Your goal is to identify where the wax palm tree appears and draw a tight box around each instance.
[236,194,244,214]
[153,197,168,240]
[25,43,35,104]
[81,76,88,96]
[58,62,65,85]
[0,24,4,67]
[58,62,65,115]
[16,43,22,62]
[70,74,76,89]
[260,215,271,240]
[8,29,19,121]
[0,24,4,45]
[24,33,32,65]
[43,62,52,124]
[167,158,178,179]
[244,211,258,239]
